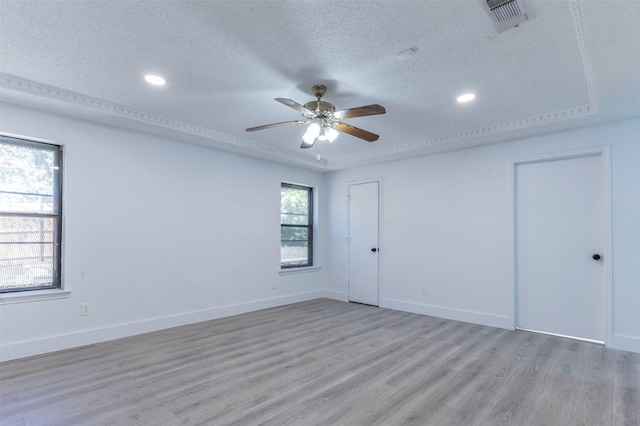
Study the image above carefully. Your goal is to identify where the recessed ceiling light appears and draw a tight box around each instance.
[457,93,476,103]
[144,74,166,86]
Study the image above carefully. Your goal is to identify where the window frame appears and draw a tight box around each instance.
[0,134,63,294]
[280,183,313,269]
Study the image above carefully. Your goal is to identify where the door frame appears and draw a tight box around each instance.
[510,146,612,345]
[347,178,382,306]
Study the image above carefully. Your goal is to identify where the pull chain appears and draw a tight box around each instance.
[315,137,321,162]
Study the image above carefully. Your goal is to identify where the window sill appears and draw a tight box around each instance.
[279,266,321,276]
[0,289,71,304]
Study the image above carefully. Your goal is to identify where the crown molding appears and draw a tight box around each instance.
[570,0,597,108]
[328,104,596,167]
[0,74,328,168]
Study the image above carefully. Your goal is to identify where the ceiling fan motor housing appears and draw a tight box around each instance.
[303,100,335,116]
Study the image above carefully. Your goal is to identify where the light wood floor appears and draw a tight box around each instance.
[1,299,639,425]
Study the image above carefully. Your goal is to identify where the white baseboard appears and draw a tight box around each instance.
[0,290,323,362]
[6,292,634,362]
[609,333,640,353]
[380,298,512,330]
[323,289,348,301]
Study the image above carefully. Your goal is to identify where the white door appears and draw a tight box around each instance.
[348,181,379,306]
[516,154,605,342]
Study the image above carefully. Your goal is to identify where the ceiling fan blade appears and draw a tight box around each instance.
[334,104,386,119]
[333,122,379,142]
[300,140,315,149]
[275,98,314,116]
[246,120,306,132]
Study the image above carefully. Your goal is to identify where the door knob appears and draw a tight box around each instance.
[371,248,377,252]
[592,254,601,260]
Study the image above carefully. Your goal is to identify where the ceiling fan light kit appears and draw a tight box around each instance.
[321,126,339,142]
[302,122,321,144]
[246,84,386,151]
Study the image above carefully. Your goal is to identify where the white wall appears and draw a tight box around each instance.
[2,103,638,361]
[324,117,640,353]
[0,103,325,361]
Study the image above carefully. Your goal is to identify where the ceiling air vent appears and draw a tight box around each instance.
[484,0,530,32]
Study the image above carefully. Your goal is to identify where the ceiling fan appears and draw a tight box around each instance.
[246,85,386,149]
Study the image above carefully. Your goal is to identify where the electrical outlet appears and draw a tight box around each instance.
[81,303,91,316]
[420,286,426,295]
[272,280,278,289]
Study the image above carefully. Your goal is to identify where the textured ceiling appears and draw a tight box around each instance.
[1,0,639,171]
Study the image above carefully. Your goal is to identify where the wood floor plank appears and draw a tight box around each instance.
[308,382,400,425]
[1,299,639,425]
[614,349,640,425]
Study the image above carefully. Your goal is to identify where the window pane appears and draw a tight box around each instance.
[281,225,310,266]
[0,215,58,290]
[0,193,55,214]
[280,212,309,225]
[0,140,55,196]
[281,242,309,266]
[281,226,308,242]
[281,186,309,216]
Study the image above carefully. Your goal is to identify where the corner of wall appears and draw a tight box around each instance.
[323,289,348,302]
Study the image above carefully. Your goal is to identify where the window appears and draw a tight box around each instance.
[280,183,313,268]
[0,135,62,293]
